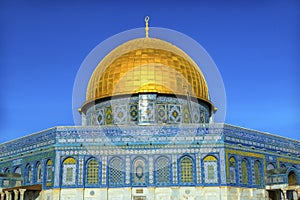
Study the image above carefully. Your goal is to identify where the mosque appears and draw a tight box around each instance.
[0,18,299,200]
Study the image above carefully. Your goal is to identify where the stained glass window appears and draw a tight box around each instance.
[37,162,42,182]
[181,157,193,183]
[204,155,218,183]
[14,167,21,175]
[87,159,99,184]
[156,157,170,184]
[66,168,73,182]
[254,161,261,185]
[241,160,248,184]
[208,165,215,179]
[63,157,77,185]
[267,163,275,170]
[26,164,32,183]
[109,157,124,185]
[229,157,236,184]
[46,160,53,182]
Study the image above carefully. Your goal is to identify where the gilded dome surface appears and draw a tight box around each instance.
[85,38,211,106]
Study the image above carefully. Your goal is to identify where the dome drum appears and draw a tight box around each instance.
[82,93,211,126]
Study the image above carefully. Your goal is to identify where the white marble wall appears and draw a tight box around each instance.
[39,187,266,200]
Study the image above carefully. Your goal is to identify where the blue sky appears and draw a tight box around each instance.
[0,1,299,143]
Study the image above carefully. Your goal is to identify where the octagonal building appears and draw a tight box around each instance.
[0,22,299,200]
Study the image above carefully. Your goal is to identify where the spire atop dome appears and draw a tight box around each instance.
[145,16,150,38]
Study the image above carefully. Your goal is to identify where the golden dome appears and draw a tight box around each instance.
[84,37,211,107]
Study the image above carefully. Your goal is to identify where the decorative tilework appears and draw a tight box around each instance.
[92,112,98,126]
[157,104,167,123]
[204,156,218,184]
[172,155,177,184]
[182,106,190,123]
[46,159,54,187]
[0,123,300,190]
[87,159,99,184]
[102,156,107,185]
[36,163,42,182]
[200,110,205,123]
[129,104,138,122]
[192,105,200,123]
[196,154,201,183]
[96,108,105,125]
[125,156,130,184]
[109,157,124,186]
[105,107,113,125]
[156,156,170,184]
[80,94,212,126]
[169,105,181,123]
[114,105,127,124]
[139,100,155,123]
[219,148,226,184]
[253,161,261,185]
[78,158,83,185]
[267,163,275,170]
[180,157,193,183]
[241,159,249,184]
[133,158,146,184]
[229,157,237,184]
[149,156,154,184]
[62,157,76,185]
[25,164,32,184]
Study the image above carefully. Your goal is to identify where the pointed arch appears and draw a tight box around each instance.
[108,157,125,186]
[204,155,218,184]
[46,159,53,186]
[180,156,194,183]
[155,156,171,184]
[133,157,146,184]
[86,158,99,185]
[254,160,261,185]
[36,162,42,182]
[25,163,32,184]
[14,167,21,175]
[229,156,236,184]
[288,170,298,186]
[4,168,10,173]
[267,163,275,170]
[241,159,249,184]
[62,157,77,185]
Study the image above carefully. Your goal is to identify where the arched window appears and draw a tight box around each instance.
[14,167,21,175]
[46,160,53,186]
[62,157,77,185]
[26,164,32,184]
[288,171,298,186]
[109,157,124,186]
[241,159,249,184]
[87,158,99,185]
[254,161,261,185]
[229,157,236,184]
[133,158,146,184]
[204,155,218,184]
[267,163,275,170]
[180,157,193,183]
[4,168,10,173]
[36,162,42,182]
[156,157,170,184]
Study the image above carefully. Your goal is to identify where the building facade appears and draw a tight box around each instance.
[0,21,299,200]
